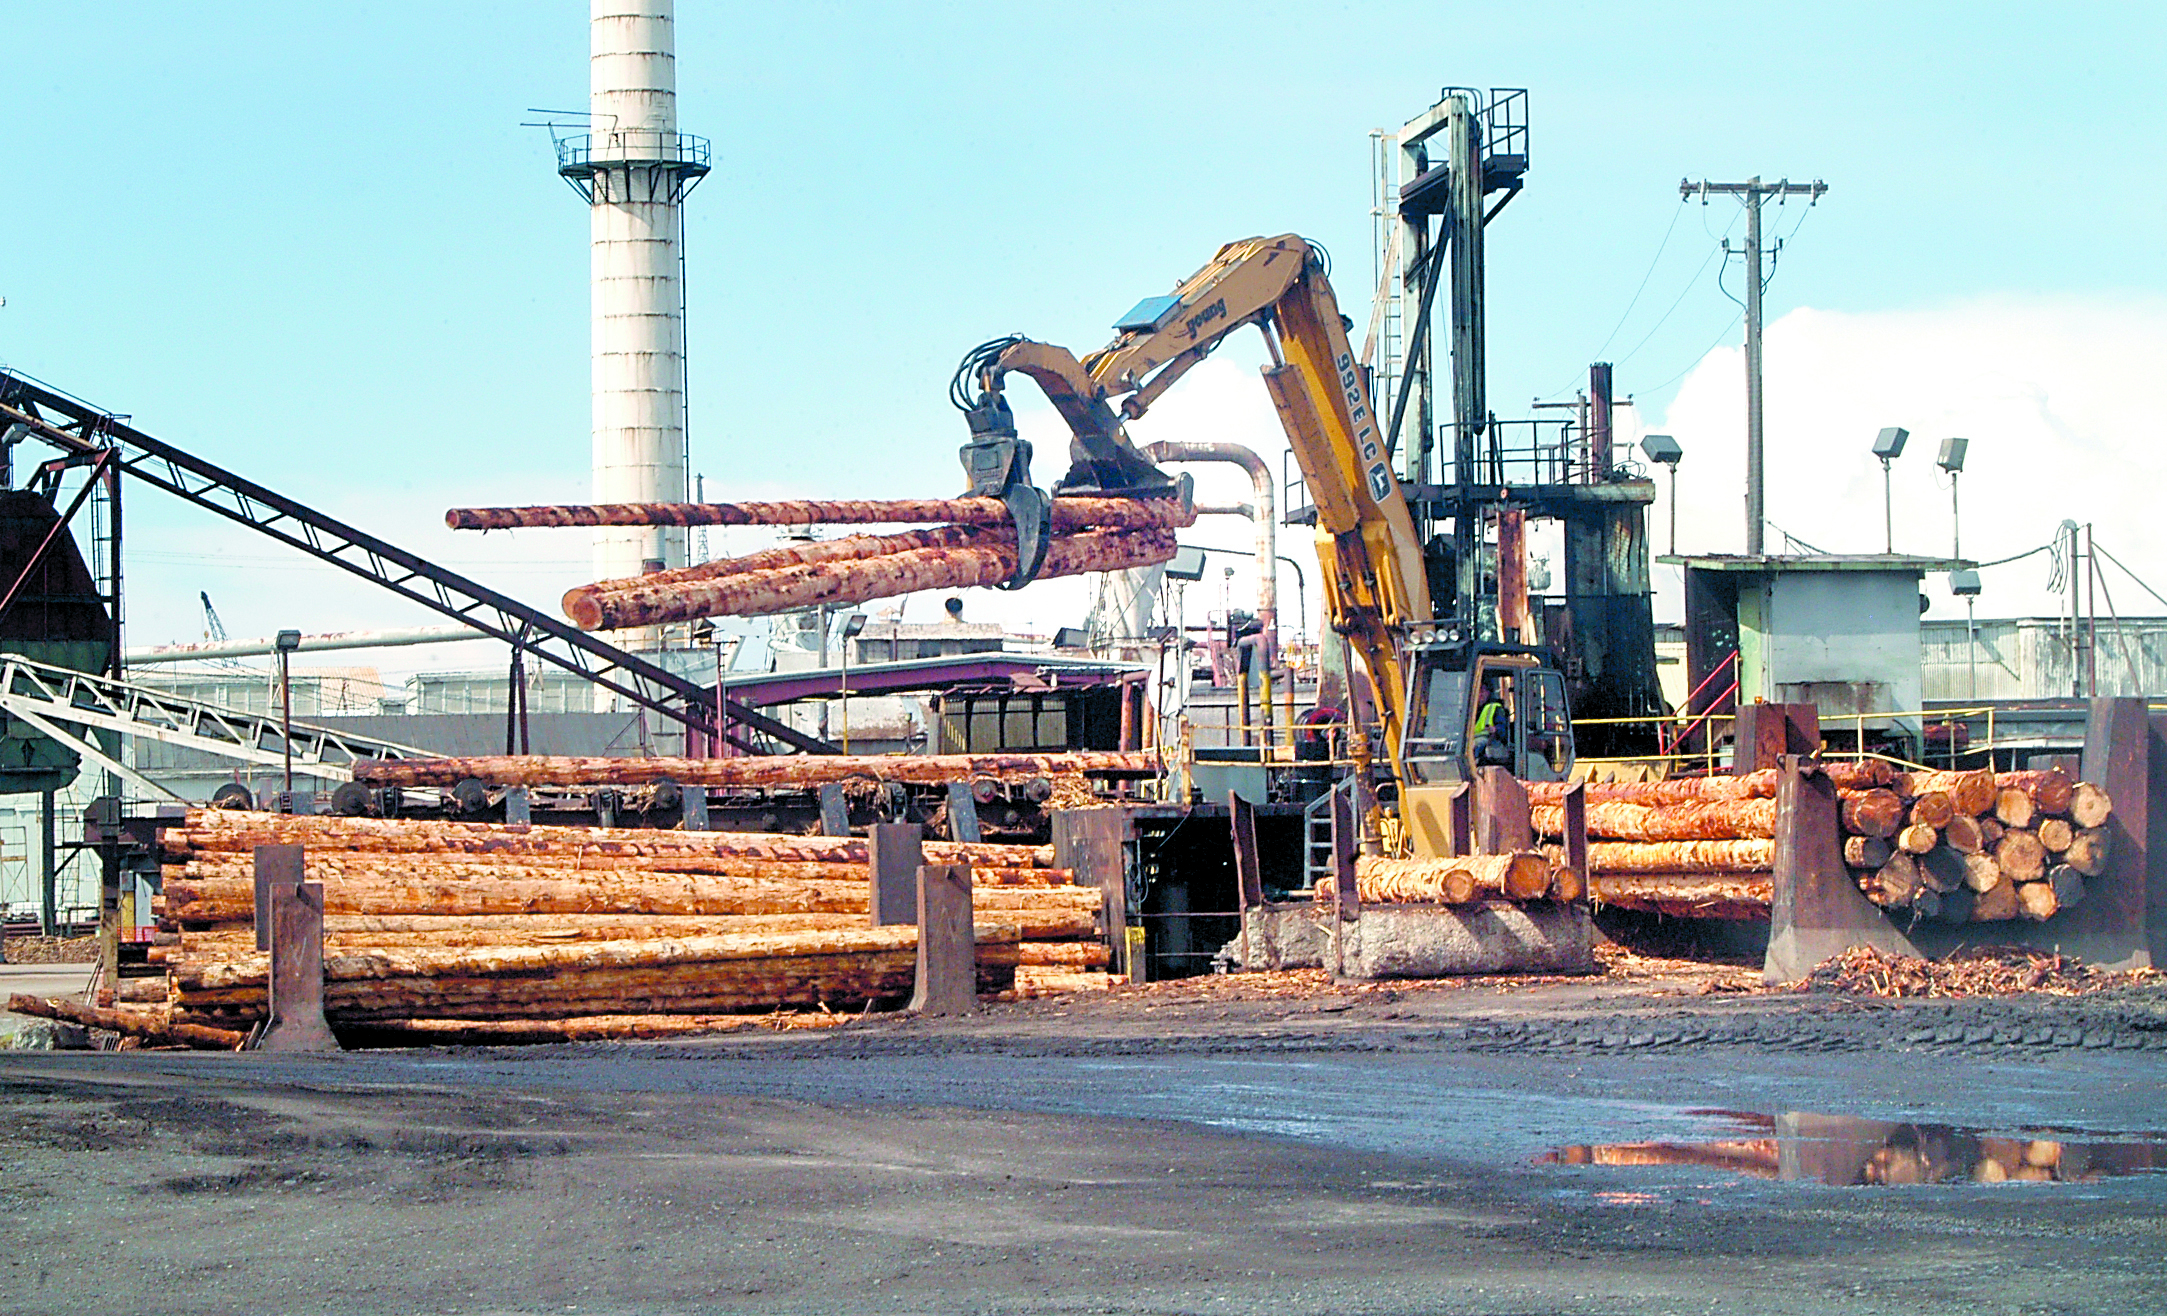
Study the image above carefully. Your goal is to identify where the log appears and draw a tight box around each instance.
[1842,835,1893,869]
[1529,798,1775,842]
[1933,885,1976,924]
[564,526,1178,629]
[1993,830,2048,883]
[1972,877,2022,922]
[5,994,244,1050]
[171,853,1068,890]
[1992,787,2037,830]
[2069,782,2114,830]
[1961,851,2004,894]
[1456,853,1554,901]
[172,911,1104,953]
[1839,789,1904,838]
[1824,760,1898,789]
[1904,769,1996,816]
[1896,823,1939,856]
[1874,853,1920,906]
[2016,881,2059,923]
[1016,941,1113,969]
[1978,816,2005,848]
[170,810,1052,868]
[1587,874,1772,919]
[1547,862,1586,904]
[1996,768,2074,815]
[1525,771,1777,806]
[2036,818,2074,853]
[1942,814,1985,856]
[1907,791,1955,829]
[342,1013,850,1045]
[1353,856,1476,905]
[576,525,984,597]
[1582,839,1774,874]
[448,495,1197,535]
[2063,827,2112,877]
[349,752,1150,790]
[1910,888,1943,920]
[2047,864,2087,911]
[1918,847,1966,894]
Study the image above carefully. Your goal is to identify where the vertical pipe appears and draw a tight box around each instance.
[1743,180,1764,556]
[2086,522,2099,698]
[38,788,54,936]
[1588,363,1613,478]
[279,647,294,797]
[589,1,690,639]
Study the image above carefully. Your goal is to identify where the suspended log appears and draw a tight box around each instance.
[1907,791,1955,829]
[1842,835,1893,869]
[1839,789,1904,838]
[1996,768,2074,816]
[169,811,1053,869]
[1972,878,2022,922]
[1903,769,1996,816]
[2063,827,2112,877]
[1353,856,1477,905]
[1582,839,1774,874]
[564,526,1178,629]
[1896,823,1939,856]
[1943,814,1985,855]
[1874,853,1920,906]
[347,752,1149,790]
[2069,782,2114,830]
[1824,760,1898,789]
[2036,817,2074,853]
[447,495,1197,535]
[1993,787,2037,830]
[6,994,244,1050]
[1588,874,1772,920]
[1530,797,1775,841]
[1993,830,2048,883]
[1525,771,1777,806]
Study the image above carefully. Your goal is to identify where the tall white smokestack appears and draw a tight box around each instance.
[566,1,708,641]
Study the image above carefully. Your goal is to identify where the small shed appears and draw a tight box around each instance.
[1663,553,1966,751]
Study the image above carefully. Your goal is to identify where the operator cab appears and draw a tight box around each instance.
[1399,639,1574,784]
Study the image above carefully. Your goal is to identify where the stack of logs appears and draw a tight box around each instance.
[1848,765,2114,924]
[1316,851,1585,907]
[143,809,1113,1045]
[1523,763,2115,925]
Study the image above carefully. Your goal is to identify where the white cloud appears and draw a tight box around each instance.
[1647,295,2167,624]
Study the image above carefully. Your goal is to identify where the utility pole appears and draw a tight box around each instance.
[1679,177,1827,556]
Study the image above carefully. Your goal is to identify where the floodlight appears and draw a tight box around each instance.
[274,629,302,653]
[1164,546,1208,581]
[1937,437,1968,473]
[1872,427,1909,460]
[840,612,868,640]
[1053,627,1090,649]
[1950,570,1982,597]
[1639,433,1682,466]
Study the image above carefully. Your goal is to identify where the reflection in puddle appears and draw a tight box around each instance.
[1543,1111,2167,1186]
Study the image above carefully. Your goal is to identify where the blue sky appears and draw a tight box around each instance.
[3,1,2162,661]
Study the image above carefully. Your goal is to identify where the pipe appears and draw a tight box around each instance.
[1143,441,1277,740]
[126,626,481,664]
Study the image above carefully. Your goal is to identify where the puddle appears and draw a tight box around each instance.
[1543,1110,2167,1186]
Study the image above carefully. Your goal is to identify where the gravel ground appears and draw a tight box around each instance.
[4,968,2164,1315]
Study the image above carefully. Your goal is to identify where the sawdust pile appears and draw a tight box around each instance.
[1803,945,2162,999]
[2,935,97,965]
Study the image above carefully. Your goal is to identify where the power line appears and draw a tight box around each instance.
[1588,200,1688,361]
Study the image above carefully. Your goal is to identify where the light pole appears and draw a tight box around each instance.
[274,629,302,800]
[1872,427,1908,553]
[1937,437,1968,559]
[1640,434,1683,555]
[837,612,867,752]
[1951,570,1982,701]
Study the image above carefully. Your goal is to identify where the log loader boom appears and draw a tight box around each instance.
[960,234,1573,853]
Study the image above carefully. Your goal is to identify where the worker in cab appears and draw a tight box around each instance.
[1473,679,1512,767]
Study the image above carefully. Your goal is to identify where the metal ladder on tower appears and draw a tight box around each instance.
[1301,774,1355,891]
